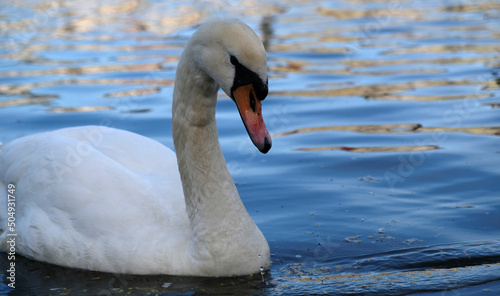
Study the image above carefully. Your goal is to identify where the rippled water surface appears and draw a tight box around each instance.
[1,0,500,295]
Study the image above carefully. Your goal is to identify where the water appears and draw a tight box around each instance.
[0,0,499,295]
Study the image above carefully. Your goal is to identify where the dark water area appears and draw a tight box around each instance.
[0,0,499,295]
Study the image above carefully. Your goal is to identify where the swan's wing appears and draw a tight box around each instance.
[0,126,189,273]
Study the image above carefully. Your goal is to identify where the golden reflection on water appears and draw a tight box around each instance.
[104,87,161,98]
[275,124,500,137]
[0,0,498,127]
[49,106,113,113]
[0,63,163,78]
[273,123,500,149]
[0,96,56,108]
[272,79,496,101]
[280,261,500,292]
[316,6,423,20]
[296,145,440,153]
[273,124,424,137]
[440,2,500,12]
[385,44,500,55]
[278,241,500,292]
[0,79,173,96]
[343,56,498,67]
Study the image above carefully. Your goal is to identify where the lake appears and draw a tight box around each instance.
[0,0,499,295]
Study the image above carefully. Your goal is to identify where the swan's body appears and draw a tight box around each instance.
[0,20,272,276]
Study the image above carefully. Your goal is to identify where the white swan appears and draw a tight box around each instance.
[0,19,272,276]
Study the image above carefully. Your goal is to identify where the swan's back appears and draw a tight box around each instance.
[0,126,191,274]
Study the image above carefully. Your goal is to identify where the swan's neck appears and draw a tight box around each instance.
[172,48,261,259]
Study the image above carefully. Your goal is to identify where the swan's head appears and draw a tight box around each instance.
[191,19,272,154]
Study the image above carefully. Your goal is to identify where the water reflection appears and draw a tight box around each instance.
[0,79,172,95]
[0,63,163,78]
[280,260,500,295]
[49,106,112,113]
[1,0,499,294]
[385,44,500,55]
[274,124,500,137]
[0,96,56,108]
[104,87,161,98]
[316,6,423,20]
[296,145,440,153]
[274,124,500,152]
[272,79,496,101]
[273,124,425,137]
[343,56,499,67]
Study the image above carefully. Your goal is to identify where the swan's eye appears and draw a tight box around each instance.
[230,55,239,66]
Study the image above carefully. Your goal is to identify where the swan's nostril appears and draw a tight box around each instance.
[249,90,256,112]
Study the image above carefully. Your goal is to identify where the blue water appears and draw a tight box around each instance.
[1,0,499,295]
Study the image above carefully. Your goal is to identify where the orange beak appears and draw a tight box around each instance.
[233,83,272,154]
